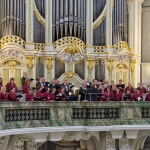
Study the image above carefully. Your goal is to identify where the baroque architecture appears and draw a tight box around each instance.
[0,0,150,150]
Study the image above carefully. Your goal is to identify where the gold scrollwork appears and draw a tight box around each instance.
[75,59,84,65]
[87,58,95,70]
[130,60,136,75]
[26,56,34,69]
[33,1,46,27]
[113,41,129,50]
[39,56,44,64]
[56,57,65,65]
[64,71,76,78]
[2,59,22,68]
[65,42,80,54]
[46,57,54,72]
[107,58,114,72]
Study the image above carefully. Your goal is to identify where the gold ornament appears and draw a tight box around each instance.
[2,59,22,68]
[130,60,136,75]
[26,56,34,69]
[65,42,80,54]
[107,58,114,72]
[46,57,54,71]
[35,43,45,51]
[116,62,128,72]
[87,58,95,70]
[94,46,105,53]
[113,41,129,50]
[64,71,76,78]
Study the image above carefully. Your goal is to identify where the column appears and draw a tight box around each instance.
[45,0,53,50]
[86,0,94,52]
[25,0,34,50]
[105,0,113,52]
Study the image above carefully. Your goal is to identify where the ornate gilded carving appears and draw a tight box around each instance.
[87,58,95,70]
[33,1,45,27]
[26,56,34,69]
[116,62,129,72]
[39,56,44,64]
[64,71,76,78]
[107,59,114,72]
[53,37,85,49]
[0,35,25,48]
[2,59,22,68]
[65,42,80,54]
[75,59,84,65]
[46,57,54,71]
[113,41,129,50]
[130,59,136,75]
[56,57,65,65]
[95,59,105,66]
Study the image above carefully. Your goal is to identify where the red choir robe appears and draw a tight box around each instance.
[26,92,34,101]
[139,87,146,94]
[0,92,7,101]
[8,92,18,101]
[133,92,143,101]
[22,84,29,93]
[57,91,67,101]
[49,93,56,101]
[44,91,51,101]
[107,91,115,101]
[145,94,150,101]
[36,91,43,99]
[115,92,122,101]
[99,91,107,101]
[6,82,18,93]
[125,86,134,93]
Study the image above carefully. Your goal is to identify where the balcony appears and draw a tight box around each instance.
[1,101,150,131]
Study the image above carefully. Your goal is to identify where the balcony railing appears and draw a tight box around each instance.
[0,101,150,130]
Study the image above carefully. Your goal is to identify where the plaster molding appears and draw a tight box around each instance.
[49,132,65,141]
[111,130,124,139]
[125,130,139,139]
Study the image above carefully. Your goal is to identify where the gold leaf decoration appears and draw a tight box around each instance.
[46,57,54,71]
[26,56,34,69]
[130,60,136,75]
[107,58,114,72]
[87,58,95,70]
[64,71,76,78]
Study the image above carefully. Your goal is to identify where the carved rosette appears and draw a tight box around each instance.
[46,57,54,72]
[26,56,34,70]
[14,137,37,150]
[130,59,136,75]
[107,58,114,72]
[63,132,77,141]
[87,58,95,70]
[82,132,91,140]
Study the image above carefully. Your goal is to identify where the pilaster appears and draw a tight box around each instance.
[86,0,94,52]
[45,0,53,50]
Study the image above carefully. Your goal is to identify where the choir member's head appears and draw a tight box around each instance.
[28,87,33,94]
[10,78,15,84]
[107,86,111,92]
[86,77,90,82]
[0,77,3,84]
[92,79,97,86]
[1,86,6,93]
[60,86,65,92]
[140,82,144,88]
[136,88,140,94]
[116,87,120,93]
[23,72,27,77]
[100,86,105,92]
[111,80,115,85]
[52,78,57,84]
[97,81,101,86]
[56,79,60,84]
[45,87,50,92]
[103,78,107,84]
[127,89,130,94]
[25,79,30,85]
[51,88,56,93]
[37,85,42,91]
[128,83,131,87]
[64,79,68,85]
[70,90,74,95]
[82,82,87,88]
[10,87,15,93]
[119,79,123,84]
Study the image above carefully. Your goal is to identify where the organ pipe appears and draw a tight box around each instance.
[0,0,26,40]
[52,0,87,43]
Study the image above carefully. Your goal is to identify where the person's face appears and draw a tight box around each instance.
[107,88,110,92]
[11,79,15,83]
[137,89,140,93]
[93,80,97,85]
[87,77,90,82]
[127,90,130,94]
[39,87,43,91]
[61,88,65,92]
[52,89,56,93]
[11,88,15,93]
[97,81,101,85]
[29,89,33,93]
[119,80,122,84]
[83,82,87,87]
[0,79,2,83]
[64,80,68,84]
[24,72,27,77]
[140,83,143,87]
[128,83,131,86]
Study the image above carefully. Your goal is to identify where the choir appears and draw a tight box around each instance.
[0,71,150,102]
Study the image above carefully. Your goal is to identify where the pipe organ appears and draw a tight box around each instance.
[0,0,141,87]
[0,0,26,40]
